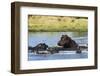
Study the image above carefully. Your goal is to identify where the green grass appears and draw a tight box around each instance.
[28,15,88,32]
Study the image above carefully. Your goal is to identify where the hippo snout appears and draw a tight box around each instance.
[57,41,61,46]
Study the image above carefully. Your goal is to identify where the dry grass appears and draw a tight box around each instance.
[28,15,88,32]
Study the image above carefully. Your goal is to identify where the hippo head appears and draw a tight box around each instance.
[57,35,71,48]
[36,43,48,50]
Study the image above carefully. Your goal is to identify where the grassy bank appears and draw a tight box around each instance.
[28,15,88,32]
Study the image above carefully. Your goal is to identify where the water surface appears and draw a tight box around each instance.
[28,32,88,61]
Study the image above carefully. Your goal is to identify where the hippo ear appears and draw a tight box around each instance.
[62,35,64,37]
[64,35,69,37]
[64,35,69,38]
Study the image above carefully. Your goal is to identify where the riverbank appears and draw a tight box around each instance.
[28,15,88,32]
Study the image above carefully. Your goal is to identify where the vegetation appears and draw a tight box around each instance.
[28,15,88,32]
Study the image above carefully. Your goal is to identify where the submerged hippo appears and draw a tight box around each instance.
[33,43,48,51]
[29,43,48,54]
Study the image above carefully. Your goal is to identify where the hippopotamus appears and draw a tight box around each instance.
[34,43,48,50]
[58,35,79,49]
[30,43,48,53]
